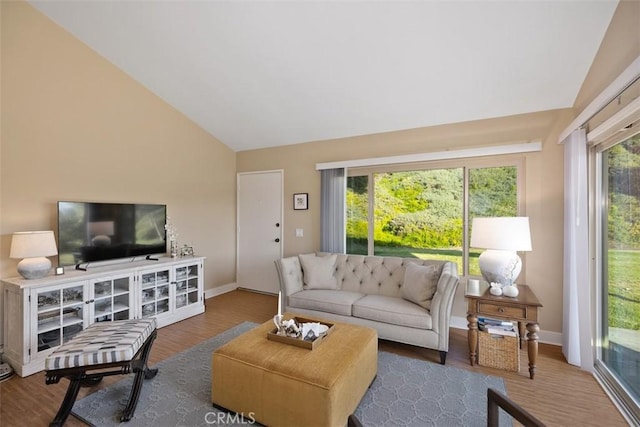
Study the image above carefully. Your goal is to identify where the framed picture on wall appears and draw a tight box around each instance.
[293,193,308,210]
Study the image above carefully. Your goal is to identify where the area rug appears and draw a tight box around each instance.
[72,322,509,426]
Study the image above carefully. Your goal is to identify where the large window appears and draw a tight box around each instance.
[346,159,521,276]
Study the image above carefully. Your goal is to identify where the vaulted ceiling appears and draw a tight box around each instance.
[30,1,619,152]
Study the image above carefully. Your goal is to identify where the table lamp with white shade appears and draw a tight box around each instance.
[10,231,59,279]
[470,217,532,287]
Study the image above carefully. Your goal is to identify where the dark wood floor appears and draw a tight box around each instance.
[0,289,628,426]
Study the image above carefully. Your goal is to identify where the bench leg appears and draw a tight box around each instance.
[50,378,82,427]
[120,330,158,422]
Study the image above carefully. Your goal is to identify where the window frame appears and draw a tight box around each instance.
[346,155,526,277]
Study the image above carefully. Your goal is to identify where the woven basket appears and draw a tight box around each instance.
[478,330,520,372]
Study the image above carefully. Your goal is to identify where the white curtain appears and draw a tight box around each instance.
[562,128,593,370]
[320,168,346,253]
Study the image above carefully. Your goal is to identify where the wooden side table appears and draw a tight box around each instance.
[466,283,542,379]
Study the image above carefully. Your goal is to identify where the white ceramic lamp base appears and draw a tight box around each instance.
[17,257,52,280]
[478,249,522,285]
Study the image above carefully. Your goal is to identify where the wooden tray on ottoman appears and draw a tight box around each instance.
[267,316,334,350]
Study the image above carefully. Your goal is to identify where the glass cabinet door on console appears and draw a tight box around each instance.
[2,256,205,377]
[139,268,171,319]
[89,274,134,323]
[30,281,87,359]
[174,262,202,310]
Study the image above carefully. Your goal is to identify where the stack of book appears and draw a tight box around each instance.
[478,317,517,337]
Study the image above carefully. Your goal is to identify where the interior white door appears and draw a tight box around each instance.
[237,170,283,294]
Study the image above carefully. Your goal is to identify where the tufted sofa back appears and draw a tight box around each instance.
[324,253,446,297]
[276,252,456,302]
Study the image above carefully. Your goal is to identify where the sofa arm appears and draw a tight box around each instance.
[430,262,460,351]
[274,256,304,298]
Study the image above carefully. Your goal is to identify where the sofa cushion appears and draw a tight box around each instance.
[352,295,433,330]
[401,262,440,309]
[288,290,365,316]
[299,253,338,290]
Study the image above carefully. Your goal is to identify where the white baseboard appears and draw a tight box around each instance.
[450,315,562,346]
[204,283,238,299]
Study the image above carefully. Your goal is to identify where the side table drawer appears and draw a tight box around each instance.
[478,302,526,319]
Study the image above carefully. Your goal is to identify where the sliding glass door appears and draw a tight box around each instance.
[597,134,640,421]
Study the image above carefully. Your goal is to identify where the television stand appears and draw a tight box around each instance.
[2,256,205,377]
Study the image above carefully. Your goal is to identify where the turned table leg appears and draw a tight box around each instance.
[467,313,478,366]
[526,322,540,379]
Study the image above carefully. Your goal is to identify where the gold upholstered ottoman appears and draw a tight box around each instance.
[211,314,378,427]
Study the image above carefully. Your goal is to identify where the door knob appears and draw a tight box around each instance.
[275,238,280,243]
[275,223,280,227]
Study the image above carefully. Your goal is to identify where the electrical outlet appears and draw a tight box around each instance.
[295,228,304,237]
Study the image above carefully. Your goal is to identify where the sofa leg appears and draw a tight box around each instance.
[439,351,447,365]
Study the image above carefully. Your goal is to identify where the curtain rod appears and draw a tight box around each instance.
[558,55,640,143]
[316,141,542,171]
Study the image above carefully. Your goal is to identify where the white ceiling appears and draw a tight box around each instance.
[30,1,619,152]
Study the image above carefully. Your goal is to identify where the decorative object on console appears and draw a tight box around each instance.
[180,245,194,257]
[165,217,178,258]
[10,231,58,279]
[470,217,532,290]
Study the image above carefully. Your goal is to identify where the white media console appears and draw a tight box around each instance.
[2,256,205,377]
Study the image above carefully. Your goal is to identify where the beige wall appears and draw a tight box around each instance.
[238,110,570,336]
[0,2,237,291]
[573,0,640,115]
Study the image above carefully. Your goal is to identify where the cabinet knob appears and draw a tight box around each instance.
[498,307,504,313]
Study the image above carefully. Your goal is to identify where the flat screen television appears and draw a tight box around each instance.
[57,201,167,268]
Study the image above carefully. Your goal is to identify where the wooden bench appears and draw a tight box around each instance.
[44,318,158,427]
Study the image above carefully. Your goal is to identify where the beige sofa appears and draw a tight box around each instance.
[275,252,459,364]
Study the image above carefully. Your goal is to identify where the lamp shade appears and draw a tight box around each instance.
[10,231,58,280]
[470,217,532,251]
[470,217,531,286]
[10,231,58,258]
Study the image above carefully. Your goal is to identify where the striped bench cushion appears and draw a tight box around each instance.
[45,318,157,370]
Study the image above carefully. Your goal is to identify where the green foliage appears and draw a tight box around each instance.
[607,250,640,330]
[346,176,369,242]
[469,167,517,217]
[373,169,463,248]
[346,167,519,251]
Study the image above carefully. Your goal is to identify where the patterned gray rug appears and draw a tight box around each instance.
[72,322,509,426]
